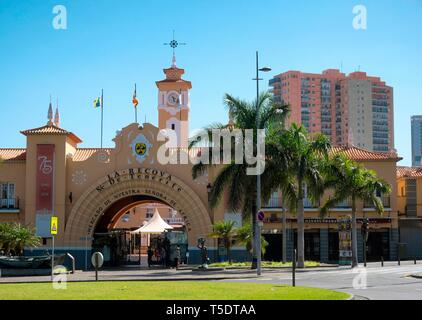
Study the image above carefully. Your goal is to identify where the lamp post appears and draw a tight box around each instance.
[253,51,271,276]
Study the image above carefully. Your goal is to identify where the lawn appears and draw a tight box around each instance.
[209,261,321,268]
[0,281,349,300]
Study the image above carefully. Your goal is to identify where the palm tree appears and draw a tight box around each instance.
[0,223,13,255]
[11,223,41,255]
[0,223,40,256]
[321,154,392,268]
[267,124,330,268]
[191,92,289,268]
[209,220,237,263]
[235,223,268,258]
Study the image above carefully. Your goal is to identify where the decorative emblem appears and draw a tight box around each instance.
[130,134,152,163]
[97,150,109,163]
[72,170,87,185]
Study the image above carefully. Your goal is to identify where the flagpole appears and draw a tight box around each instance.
[135,83,138,124]
[101,89,104,149]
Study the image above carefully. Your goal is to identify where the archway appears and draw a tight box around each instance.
[64,168,213,250]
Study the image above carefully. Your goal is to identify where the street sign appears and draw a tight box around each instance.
[50,216,58,235]
[91,252,104,269]
[257,210,265,222]
[91,252,104,281]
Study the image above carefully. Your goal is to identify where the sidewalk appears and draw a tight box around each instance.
[0,266,338,284]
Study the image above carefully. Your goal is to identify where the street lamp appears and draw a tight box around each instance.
[253,51,271,276]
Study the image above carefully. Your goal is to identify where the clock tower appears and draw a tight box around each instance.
[156,56,192,148]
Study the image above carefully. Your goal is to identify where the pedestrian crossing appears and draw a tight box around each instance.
[225,265,422,282]
[302,265,422,277]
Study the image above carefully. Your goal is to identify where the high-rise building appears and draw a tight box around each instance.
[411,115,422,167]
[269,69,394,152]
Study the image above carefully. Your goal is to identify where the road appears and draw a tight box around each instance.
[222,261,422,300]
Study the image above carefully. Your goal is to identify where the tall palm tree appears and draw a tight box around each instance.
[209,220,237,263]
[321,154,392,268]
[191,92,289,268]
[267,124,330,268]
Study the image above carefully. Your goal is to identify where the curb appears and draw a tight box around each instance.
[0,274,260,285]
[349,294,370,300]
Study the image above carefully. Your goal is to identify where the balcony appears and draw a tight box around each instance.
[334,198,352,209]
[264,197,283,209]
[364,196,391,209]
[0,198,20,212]
[163,217,185,225]
[303,198,319,209]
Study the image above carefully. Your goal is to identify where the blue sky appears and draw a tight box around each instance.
[0,0,421,166]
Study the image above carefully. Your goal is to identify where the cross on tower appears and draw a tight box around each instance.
[164,30,186,67]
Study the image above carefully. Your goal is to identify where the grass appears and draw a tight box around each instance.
[0,281,349,300]
[209,261,321,268]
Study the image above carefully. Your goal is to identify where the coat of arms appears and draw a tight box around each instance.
[130,134,152,163]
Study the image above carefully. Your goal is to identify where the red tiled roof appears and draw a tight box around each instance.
[397,166,422,178]
[20,124,82,144]
[331,145,401,161]
[72,148,112,161]
[0,149,27,161]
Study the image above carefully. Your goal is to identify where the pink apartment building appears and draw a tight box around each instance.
[269,69,394,152]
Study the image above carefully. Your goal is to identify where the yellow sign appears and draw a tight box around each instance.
[50,216,58,235]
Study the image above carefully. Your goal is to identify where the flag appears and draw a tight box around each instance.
[93,97,101,108]
[132,85,139,108]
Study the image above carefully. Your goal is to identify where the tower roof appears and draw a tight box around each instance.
[20,124,82,144]
[156,65,192,89]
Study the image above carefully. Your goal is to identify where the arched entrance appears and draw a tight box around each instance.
[64,168,213,253]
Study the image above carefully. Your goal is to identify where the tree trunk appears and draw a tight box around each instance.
[251,200,257,269]
[227,239,231,264]
[297,197,305,268]
[282,197,287,263]
[351,197,359,268]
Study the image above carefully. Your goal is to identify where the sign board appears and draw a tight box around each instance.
[50,216,58,235]
[257,210,265,222]
[35,214,53,237]
[36,144,55,213]
[91,252,104,269]
[338,215,352,266]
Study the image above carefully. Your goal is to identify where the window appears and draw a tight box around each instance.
[146,208,154,218]
[1,183,16,208]
[171,124,175,130]
[1,183,15,200]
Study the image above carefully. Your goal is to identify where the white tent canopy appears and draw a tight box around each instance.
[131,208,173,234]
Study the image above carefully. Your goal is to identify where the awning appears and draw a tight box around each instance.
[131,208,174,234]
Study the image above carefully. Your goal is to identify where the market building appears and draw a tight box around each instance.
[397,166,422,259]
[0,58,403,268]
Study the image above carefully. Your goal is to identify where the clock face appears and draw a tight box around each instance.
[167,92,180,106]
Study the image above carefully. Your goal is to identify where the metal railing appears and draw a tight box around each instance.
[364,196,391,209]
[0,198,19,209]
[164,217,185,225]
[334,198,352,209]
[303,198,319,209]
[265,197,283,208]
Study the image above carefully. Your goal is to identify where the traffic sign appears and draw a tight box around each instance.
[50,216,58,235]
[91,252,104,269]
[91,252,104,281]
[257,210,265,222]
